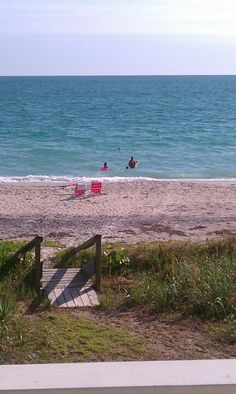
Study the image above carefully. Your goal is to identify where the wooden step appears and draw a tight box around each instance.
[41,267,99,308]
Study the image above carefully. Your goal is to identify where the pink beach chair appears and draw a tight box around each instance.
[73,183,86,197]
[90,181,102,194]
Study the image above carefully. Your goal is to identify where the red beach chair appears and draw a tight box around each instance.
[91,181,102,194]
[73,183,86,197]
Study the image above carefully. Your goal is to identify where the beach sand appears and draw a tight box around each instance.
[0,180,236,245]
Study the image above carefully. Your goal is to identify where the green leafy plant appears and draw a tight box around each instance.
[102,249,131,276]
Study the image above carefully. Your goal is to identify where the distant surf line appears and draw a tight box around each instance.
[1,175,236,184]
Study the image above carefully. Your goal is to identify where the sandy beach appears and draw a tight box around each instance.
[0,180,236,245]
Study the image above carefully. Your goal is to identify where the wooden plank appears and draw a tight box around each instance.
[46,285,99,307]
[41,277,87,284]
[42,266,99,308]
[43,283,93,291]
[43,268,81,273]
[34,240,42,295]
[69,287,84,307]
[42,269,91,286]
[79,288,91,307]
[62,288,77,307]
[42,270,81,277]
[42,271,81,279]
[95,235,102,291]
[42,279,93,285]
[87,288,100,306]
[48,289,59,306]
[41,277,93,287]
[42,279,84,284]
[43,268,80,271]
[41,275,93,283]
[42,273,84,281]
[53,288,68,307]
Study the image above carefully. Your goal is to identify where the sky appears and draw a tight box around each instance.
[1,0,236,75]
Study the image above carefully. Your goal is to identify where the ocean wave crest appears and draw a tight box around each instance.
[0,175,236,184]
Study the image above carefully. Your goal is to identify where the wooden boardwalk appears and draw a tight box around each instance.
[41,268,99,308]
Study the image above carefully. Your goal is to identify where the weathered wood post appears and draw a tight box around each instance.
[34,236,43,296]
[95,235,102,292]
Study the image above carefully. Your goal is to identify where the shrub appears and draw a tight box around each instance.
[102,250,131,276]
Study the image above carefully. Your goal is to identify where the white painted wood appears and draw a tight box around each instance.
[0,360,236,393]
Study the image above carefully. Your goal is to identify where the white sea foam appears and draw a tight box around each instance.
[0,175,236,184]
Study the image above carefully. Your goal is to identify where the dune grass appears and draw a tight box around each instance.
[0,240,41,323]
[56,237,236,320]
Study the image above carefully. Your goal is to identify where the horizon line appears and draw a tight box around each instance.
[1,73,236,77]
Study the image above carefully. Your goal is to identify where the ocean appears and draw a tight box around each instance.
[0,75,236,183]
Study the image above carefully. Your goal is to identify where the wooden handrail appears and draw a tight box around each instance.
[13,235,43,258]
[61,235,100,261]
[13,235,43,295]
[95,235,102,292]
[60,234,102,291]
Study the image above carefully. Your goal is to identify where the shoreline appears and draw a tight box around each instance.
[1,176,236,186]
[0,179,236,245]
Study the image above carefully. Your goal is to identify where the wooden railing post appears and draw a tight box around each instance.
[95,235,102,292]
[34,236,43,295]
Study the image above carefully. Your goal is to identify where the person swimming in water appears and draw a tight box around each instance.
[100,162,110,171]
[127,156,138,169]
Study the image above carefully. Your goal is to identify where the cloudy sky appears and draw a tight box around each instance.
[1,0,236,75]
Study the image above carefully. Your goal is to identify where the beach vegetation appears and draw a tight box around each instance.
[100,238,236,319]
[0,240,36,308]
[0,311,145,364]
[0,240,33,279]
[0,294,16,322]
[211,315,236,344]
[0,237,236,360]
[54,236,236,322]
[125,256,236,318]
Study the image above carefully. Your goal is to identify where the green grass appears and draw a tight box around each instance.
[1,237,236,350]
[0,240,33,279]
[0,312,145,364]
[91,237,236,321]
[211,315,236,345]
[0,240,24,272]
[125,255,236,318]
[0,240,38,317]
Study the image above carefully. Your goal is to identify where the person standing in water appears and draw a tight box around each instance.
[100,162,110,171]
[127,156,138,169]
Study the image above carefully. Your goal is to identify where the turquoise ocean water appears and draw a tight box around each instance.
[0,75,236,182]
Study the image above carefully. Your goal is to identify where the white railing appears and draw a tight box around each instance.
[0,360,236,393]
